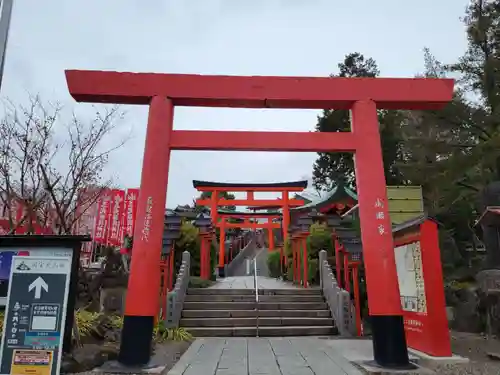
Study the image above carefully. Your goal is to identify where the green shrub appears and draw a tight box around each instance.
[285,259,293,281]
[308,258,319,285]
[189,276,214,288]
[267,250,282,278]
[172,221,218,280]
[74,310,192,342]
[154,320,192,342]
[280,222,335,286]
[306,222,334,258]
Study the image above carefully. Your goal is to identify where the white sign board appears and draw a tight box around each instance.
[0,256,72,375]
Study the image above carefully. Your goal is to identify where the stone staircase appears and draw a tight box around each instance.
[180,288,338,337]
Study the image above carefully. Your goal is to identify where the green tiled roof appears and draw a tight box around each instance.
[291,184,357,212]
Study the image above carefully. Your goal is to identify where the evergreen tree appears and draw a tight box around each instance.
[447,0,500,181]
[311,53,405,191]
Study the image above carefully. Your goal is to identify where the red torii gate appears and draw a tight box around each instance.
[218,209,281,251]
[193,180,305,272]
[64,69,454,369]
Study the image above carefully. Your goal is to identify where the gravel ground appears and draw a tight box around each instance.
[153,340,192,374]
[431,332,500,375]
[70,341,192,375]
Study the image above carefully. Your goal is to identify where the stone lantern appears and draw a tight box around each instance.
[194,212,212,233]
[162,212,182,256]
[297,214,313,233]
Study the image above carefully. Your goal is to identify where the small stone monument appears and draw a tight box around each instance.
[476,181,500,335]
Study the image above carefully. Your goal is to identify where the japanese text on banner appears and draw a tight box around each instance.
[123,189,139,238]
[108,189,125,246]
[93,192,111,243]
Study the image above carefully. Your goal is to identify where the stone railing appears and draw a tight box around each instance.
[319,250,355,336]
[164,251,191,328]
[226,235,255,277]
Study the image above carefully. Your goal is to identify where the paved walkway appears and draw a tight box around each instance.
[167,338,363,375]
[208,276,300,290]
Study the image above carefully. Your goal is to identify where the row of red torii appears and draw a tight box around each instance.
[189,178,365,335]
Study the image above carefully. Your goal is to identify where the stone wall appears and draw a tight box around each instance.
[319,250,355,336]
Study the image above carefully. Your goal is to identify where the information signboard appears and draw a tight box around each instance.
[0,249,72,305]
[0,256,71,375]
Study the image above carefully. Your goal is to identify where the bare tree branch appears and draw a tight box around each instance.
[0,94,128,235]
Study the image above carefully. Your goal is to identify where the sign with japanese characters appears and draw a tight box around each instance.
[394,241,426,314]
[0,256,71,375]
[108,189,125,246]
[124,189,139,238]
[93,192,111,243]
[392,218,452,357]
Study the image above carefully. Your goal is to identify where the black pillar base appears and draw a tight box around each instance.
[371,315,414,369]
[218,265,226,278]
[118,315,154,366]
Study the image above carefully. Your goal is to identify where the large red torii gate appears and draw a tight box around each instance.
[65,70,454,369]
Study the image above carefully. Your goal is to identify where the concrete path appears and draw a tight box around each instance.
[254,247,270,277]
[208,276,300,290]
[167,337,363,375]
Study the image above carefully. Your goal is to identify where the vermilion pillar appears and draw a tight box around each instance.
[352,100,408,368]
[302,236,308,288]
[268,219,275,251]
[219,218,226,271]
[210,190,218,224]
[119,96,173,365]
[282,191,290,243]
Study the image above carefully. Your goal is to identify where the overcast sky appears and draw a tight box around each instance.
[1,0,469,208]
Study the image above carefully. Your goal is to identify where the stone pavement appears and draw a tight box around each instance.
[167,337,363,375]
[208,276,300,290]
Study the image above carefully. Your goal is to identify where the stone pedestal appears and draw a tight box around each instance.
[476,269,500,336]
[100,287,127,314]
[477,269,500,294]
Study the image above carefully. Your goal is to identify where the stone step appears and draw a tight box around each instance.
[181,309,331,318]
[184,294,324,303]
[187,288,321,296]
[183,301,328,310]
[185,325,338,337]
[180,317,334,327]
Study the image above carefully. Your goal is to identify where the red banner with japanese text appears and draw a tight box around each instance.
[108,189,125,246]
[120,188,139,253]
[124,189,139,238]
[93,190,112,244]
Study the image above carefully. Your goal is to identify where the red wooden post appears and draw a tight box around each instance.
[206,235,212,279]
[268,220,275,251]
[219,218,226,269]
[343,248,350,293]
[352,99,407,366]
[302,236,308,288]
[159,260,168,320]
[282,191,290,245]
[352,262,362,337]
[200,236,206,279]
[119,96,174,365]
[295,239,300,284]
